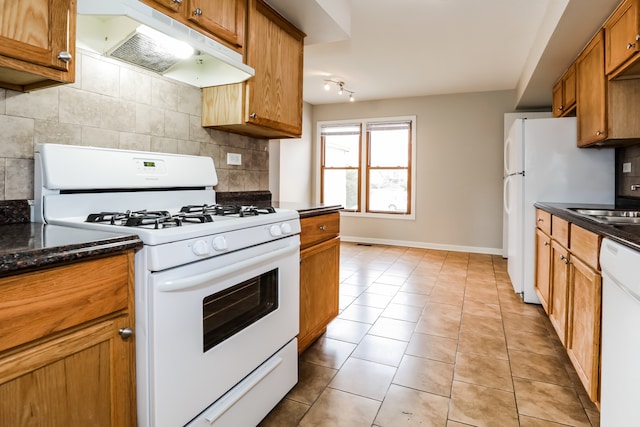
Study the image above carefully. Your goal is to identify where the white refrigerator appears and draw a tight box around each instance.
[503,117,615,303]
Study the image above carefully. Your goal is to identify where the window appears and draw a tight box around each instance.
[320,117,415,216]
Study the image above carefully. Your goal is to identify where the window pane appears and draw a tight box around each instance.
[323,169,359,210]
[324,134,360,167]
[368,169,408,212]
[369,128,409,167]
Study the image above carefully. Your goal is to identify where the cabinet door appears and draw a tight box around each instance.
[245,0,304,136]
[299,237,340,352]
[534,228,552,313]
[549,240,570,345]
[605,0,639,75]
[567,255,601,403]
[186,0,245,48]
[576,30,607,147]
[0,0,73,72]
[552,80,563,118]
[0,316,136,427]
[563,64,576,109]
[144,0,185,13]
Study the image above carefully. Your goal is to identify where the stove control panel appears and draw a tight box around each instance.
[147,218,301,271]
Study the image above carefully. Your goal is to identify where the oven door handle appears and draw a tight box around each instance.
[202,355,283,424]
[158,243,299,292]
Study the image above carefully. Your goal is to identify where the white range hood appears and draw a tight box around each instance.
[76,0,254,88]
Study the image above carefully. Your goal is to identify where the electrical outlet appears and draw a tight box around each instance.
[623,162,632,173]
[227,153,242,166]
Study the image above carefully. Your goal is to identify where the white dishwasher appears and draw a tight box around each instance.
[600,238,640,426]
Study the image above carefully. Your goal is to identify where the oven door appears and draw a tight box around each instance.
[147,235,299,427]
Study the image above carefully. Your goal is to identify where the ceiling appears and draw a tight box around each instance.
[265,0,620,108]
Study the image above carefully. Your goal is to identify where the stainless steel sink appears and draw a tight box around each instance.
[569,208,640,225]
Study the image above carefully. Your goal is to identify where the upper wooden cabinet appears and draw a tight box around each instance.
[201,0,305,139]
[576,31,608,147]
[605,0,640,78]
[576,30,640,147]
[0,0,76,91]
[552,64,576,117]
[140,0,246,50]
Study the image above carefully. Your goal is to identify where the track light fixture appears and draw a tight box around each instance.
[323,79,355,102]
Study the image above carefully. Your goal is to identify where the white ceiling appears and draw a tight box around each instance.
[265,0,621,108]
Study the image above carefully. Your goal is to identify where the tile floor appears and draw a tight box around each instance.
[259,242,600,427]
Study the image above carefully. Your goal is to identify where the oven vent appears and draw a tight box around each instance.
[109,31,181,74]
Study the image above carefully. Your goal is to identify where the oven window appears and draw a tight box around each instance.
[203,269,278,352]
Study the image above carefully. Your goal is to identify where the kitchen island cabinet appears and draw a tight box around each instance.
[0,252,137,426]
[298,211,340,353]
[0,0,76,91]
[0,218,141,426]
[201,0,305,139]
[140,0,246,51]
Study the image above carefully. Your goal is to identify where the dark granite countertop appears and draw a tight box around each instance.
[534,202,640,252]
[0,223,143,277]
[275,202,343,218]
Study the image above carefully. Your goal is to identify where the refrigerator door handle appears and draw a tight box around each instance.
[504,136,512,174]
[503,176,511,215]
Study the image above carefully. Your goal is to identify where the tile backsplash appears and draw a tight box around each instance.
[617,145,640,204]
[0,49,269,201]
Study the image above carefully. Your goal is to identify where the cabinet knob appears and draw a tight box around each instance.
[596,130,603,136]
[172,0,182,3]
[57,51,72,63]
[119,327,134,340]
[537,218,544,222]
[249,113,257,119]
[193,7,203,16]
[560,255,570,265]
[628,43,637,50]
[544,241,549,246]
[557,106,563,111]
[319,225,327,231]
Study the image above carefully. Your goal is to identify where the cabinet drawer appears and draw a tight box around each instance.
[570,224,601,270]
[552,216,569,248]
[300,212,340,249]
[535,209,551,235]
[0,254,131,353]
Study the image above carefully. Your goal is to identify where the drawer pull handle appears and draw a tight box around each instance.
[119,327,133,340]
[319,225,327,231]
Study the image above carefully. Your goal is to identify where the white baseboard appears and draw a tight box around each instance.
[340,235,503,256]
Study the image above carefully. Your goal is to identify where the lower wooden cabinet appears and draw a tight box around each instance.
[298,211,340,353]
[549,239,570,345]
[534,211,603,406]
[0,252,136,426]
[534,228,552,312]
[567,254,602,402]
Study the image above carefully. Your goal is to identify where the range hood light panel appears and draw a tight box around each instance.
[135,24,194,59]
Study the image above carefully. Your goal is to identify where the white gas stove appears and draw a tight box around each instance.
[34,143,300,427]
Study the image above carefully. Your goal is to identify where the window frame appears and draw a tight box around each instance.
[317,116,416,220]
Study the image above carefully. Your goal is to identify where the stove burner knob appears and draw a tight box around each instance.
[212,236,228,251]
[192,240,210,256]
[269,224,282,237]
[280,223,292,234]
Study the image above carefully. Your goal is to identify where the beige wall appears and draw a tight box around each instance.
[269,102,313,203]
[313,90,516,254]
[0,49,269,201]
